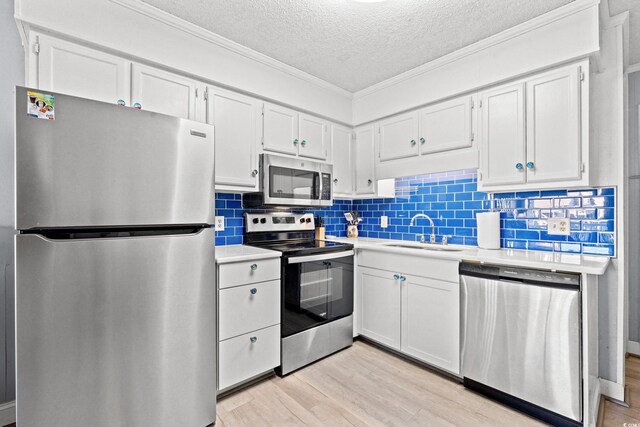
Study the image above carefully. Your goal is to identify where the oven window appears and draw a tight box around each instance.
[282,255,354,338]
[270,166,318,200]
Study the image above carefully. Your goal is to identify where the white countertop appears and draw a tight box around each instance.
[325,236,610,275]
[215,245,281,264]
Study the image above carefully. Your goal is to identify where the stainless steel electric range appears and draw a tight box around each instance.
[245,212,354,375]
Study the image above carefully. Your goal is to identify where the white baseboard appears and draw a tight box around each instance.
[600,378,625,401]
[627,340,640,355]
[0,401,15,426]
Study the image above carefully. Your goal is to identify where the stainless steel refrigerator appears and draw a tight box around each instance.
[14,87,216,427]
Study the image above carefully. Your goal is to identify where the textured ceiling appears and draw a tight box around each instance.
[609,0,640,66]
[142,0,575,91]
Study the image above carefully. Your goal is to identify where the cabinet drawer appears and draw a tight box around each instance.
[218,258,280,289]
[218,325,280,391]
[219,280,280,340]
[358,250,459,283]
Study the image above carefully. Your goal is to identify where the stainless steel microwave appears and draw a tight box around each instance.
[242,154,333,208]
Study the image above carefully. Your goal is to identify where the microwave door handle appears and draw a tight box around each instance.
[314,172,321,200]
[287,250,355,264]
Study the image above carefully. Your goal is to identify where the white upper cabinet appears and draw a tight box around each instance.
[207,87,260,190]
[478,61,588,191]
[131,63,203,121]
[298,113,328,160]
[479,83,527,187]
[354,124,376,196]
[419,96,473,155]
[358,267,401,350]
[378,111,420,162]
[401,275,460,374]
[37,35,131,106]
[525,66,582,184]
[331,124,353,197]
[262,103,328,160]
[262,102,299,156]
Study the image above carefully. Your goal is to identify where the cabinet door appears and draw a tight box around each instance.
[207,87,259,189]
[262,103,299,155]
[299,113,327,160]
[419,96,473,155]
[37,35,130,105]
[401,275,460,374]
[331,124,353,196]
[354,125,376,196]
[358,267,401,350]
[131,63,199,120]
[378,111,419,162]
[479,83,526,187]
[526,66,582,183]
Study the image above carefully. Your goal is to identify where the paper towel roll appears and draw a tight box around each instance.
[477,212,501,249]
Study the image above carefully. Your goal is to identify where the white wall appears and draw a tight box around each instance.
[352,1,599,124]
[15,0,353,124]
[0,0,23,405]
[628,71,640,346]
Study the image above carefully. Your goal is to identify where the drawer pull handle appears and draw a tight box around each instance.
[250,288,257,295]
[250,264,258,271]
[250,336,257,343]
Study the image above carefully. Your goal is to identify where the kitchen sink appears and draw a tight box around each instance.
[383,243,464,252]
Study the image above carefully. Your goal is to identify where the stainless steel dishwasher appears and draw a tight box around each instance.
[460,263,582,427]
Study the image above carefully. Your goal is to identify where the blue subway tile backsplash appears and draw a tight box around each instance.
[214,169,616,257]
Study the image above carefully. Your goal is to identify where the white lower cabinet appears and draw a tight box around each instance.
[358,267,401,350]
[358,251,460,374]
[401,275,459,374]
[218,325,281,391]
[217,257,281,391]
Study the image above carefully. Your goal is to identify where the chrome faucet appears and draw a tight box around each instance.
[409,213,436,243]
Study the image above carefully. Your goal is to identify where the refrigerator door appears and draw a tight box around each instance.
[16,86,215,229]
[16,228,216,427]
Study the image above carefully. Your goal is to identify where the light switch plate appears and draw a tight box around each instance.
[214,216,225,231]
[380,215,388,228]
[547,218,570,236]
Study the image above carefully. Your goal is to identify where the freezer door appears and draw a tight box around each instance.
[460,275,581,422]
[16,86,215,229]
[16,228,216,427]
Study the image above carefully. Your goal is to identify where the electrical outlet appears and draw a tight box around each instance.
[380,215,388,228]
[547,218,570,236]
[214,216,225,231]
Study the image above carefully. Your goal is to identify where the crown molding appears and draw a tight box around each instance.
[353,0,600,100]
[108,0,353,99]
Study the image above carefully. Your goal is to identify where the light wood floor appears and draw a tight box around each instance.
[216,340,545,426]
[602,355,640,426]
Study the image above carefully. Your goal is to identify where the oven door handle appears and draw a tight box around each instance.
[286,250,354,264]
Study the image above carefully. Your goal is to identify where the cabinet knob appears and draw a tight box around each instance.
[251,169,258,177]
[250,288,257,295]
[250,336,257,343]
[133,102,142,110]
[410,139,416,146]
[515,163,524,170]
[301,140,307,147]
[400,275,406,282]
[526,162,535,169]
[293,139,299,146]
[393,274,400,280]
[420,137,425,144]
[116,99,126,106]
[251,263,258,271]
[367,179,373,185]
[333,178,338,184]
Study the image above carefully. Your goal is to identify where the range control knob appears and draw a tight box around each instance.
[260,218,266,224]
[305,218,312,223]
[252,218,259,224]
[299,218,306,223]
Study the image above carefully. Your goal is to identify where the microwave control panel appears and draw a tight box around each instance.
[321,173,332,200]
